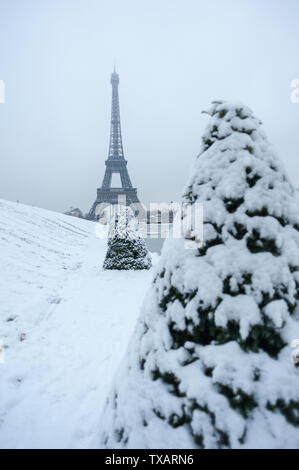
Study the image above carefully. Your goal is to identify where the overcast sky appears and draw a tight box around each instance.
[0,0,299,213]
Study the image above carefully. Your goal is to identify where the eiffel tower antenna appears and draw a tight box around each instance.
[88,69,140,220]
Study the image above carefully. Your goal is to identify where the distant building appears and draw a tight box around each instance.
[64,207,84,219]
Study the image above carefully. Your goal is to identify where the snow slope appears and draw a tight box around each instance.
[0,199,155,448]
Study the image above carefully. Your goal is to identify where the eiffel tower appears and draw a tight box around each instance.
[88,68,140,220]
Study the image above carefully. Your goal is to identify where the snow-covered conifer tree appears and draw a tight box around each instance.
[103,206,151,270]
[99,102,299,448]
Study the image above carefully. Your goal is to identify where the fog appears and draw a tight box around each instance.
[0,0,299,213]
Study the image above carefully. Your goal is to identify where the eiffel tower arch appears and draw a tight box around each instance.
[88,69,140,220]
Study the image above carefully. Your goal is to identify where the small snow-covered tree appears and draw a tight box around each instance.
[103,206,151,270]
[99,102,299,448]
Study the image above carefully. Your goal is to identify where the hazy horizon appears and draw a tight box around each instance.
[1,0,299,214]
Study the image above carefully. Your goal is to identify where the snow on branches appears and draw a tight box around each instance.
[103,206,151,271]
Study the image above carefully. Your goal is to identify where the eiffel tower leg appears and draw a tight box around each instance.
[102,168,113,189]
[87,200,98,220]
[119,167,132,188]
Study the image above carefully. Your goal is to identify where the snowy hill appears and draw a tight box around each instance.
[0,199,155,448]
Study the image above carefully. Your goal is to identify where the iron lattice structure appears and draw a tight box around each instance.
[89,69,139,220]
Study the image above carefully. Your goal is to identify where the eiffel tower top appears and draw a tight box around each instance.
[108,67,124,160]
[111,66,119,84]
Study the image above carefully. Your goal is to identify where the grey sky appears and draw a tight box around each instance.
[0,0,299,213]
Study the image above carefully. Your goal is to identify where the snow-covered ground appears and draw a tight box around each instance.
[0,199,156,448]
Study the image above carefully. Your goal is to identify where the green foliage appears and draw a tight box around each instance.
[223,197,244,214]
[246,229,280,256]
[216,384,257,418]
[267,400,299,426]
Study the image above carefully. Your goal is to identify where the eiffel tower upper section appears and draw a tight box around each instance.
[107,68,125,161]
[89,69,140,220]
